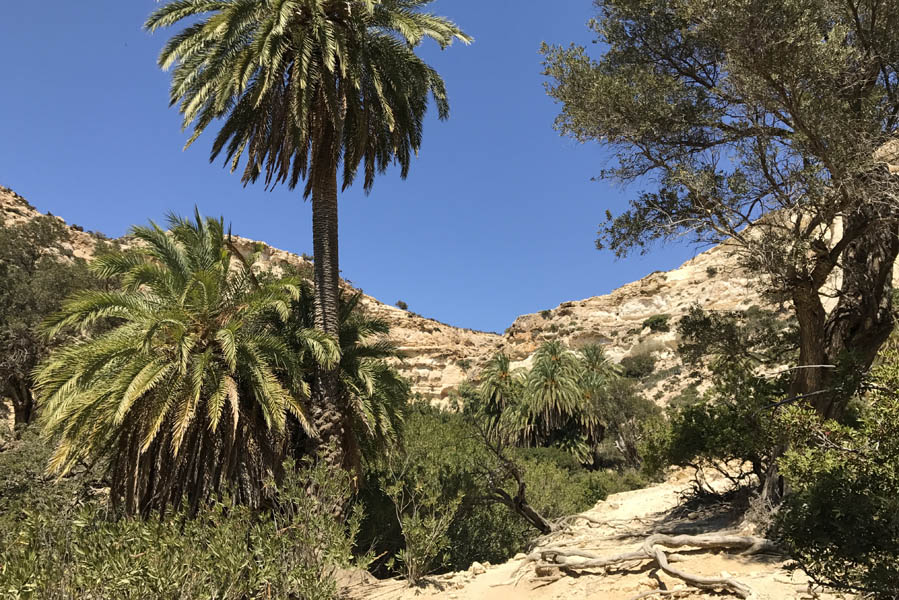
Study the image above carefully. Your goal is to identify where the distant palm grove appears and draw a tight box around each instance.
[3,0,899,599]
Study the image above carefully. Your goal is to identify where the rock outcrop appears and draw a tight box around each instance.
[4,186,896,405]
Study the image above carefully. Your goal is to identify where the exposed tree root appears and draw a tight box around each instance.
[495,533,778,599]
[627,590,693,600]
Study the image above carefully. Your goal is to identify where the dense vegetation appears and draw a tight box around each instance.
[0,431,358,600]
[0,213,106,427]
[0,212,652,596]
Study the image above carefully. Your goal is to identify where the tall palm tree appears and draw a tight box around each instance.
[34,212,338,515]
[145,0,470,470]
[476,351,526,435]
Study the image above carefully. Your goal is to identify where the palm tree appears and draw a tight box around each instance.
[476,351,526,435]
[145,0,470,470]
[277,277,409,475]
[524,341,602,462]
[34,212,338,515]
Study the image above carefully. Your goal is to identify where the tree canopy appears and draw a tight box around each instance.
[542,0,899,418]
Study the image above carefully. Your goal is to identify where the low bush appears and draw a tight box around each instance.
[641,364,782,485]
[620,352,656,379]
[0,434,358,600]
[775,352,899,599]
[642,314,671,333]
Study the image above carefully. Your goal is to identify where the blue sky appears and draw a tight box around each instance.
[0,1,697,334]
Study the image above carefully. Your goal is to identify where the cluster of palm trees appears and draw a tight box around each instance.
[143,0,470,474]
[474,341,655,467]
[35,213,407,515]
[36,0,471,515]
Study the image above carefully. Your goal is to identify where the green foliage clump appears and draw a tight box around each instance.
[0,433,357,600]
[0,214,102,425]
[642,306,795,482]
[677,306,796,370]
[642,353,786,486]
[34,213,338,514]
[540,309,552,319]
[358,408,645,577]
[619,353,656,379]
[474,343,658,469]
[395,300,408,311]
[776,352,899,599]
[642,314,670,333]
[32,212,408,516]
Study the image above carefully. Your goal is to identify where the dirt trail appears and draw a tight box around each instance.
[341,470,834,600]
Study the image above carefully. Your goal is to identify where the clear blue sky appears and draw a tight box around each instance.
[0,1,697,334]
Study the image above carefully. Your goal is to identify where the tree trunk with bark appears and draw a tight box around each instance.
[789,210,899,421]
[818,207,899,419]
[309,141,348,474]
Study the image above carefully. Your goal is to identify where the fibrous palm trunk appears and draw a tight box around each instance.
[310,152,347,474]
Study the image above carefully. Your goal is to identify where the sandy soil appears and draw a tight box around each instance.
[339,470,837,600]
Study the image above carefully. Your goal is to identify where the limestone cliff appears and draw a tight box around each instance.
[4,186,896,405]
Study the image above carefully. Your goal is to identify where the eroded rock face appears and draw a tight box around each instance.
[498,242,766,404]
[4,186,897,406]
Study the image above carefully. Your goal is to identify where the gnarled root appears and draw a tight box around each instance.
[495,533,777,599]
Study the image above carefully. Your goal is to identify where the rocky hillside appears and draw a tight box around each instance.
[5,186,896,406]
[498,241,761,404]
[0,187,501,404]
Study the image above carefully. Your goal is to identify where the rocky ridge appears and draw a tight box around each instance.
[5,186,895,405]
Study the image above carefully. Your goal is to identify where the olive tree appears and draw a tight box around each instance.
[542,0,899,421]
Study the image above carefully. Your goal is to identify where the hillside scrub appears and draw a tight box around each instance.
[642,313,671,333]
[619,352,657,380]
[0,214,106,427]
[0,431,358,599]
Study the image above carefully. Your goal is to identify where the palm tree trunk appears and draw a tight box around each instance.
[310,155,347,473]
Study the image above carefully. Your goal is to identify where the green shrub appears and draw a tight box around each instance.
[620,353,656,379]
[775,353,899,599]
[395,300,408,311]
[540,309,552,319]
[0,213,104,425]
[670,382,702,408]
[358,408,648,577]
[641,364,781,483]
[642,314,671,332]
[455,358,472,372]
[0,450,358,600]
